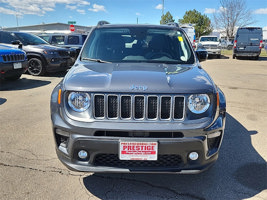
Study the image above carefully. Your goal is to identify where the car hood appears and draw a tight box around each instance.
[0,44,25,55]
[63,62,216,94]
[22,44,69,52]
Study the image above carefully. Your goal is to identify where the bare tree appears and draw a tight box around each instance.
[213,0,255,39]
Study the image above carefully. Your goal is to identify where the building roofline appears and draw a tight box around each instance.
[3,22,92,30]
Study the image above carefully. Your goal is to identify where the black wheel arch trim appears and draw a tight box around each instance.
[26,52,47,66]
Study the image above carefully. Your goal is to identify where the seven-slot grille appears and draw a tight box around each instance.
[94,94,184,121]
[1,54,25,63]
[58,50,70,57]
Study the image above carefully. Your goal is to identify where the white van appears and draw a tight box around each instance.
[180,24,196,48]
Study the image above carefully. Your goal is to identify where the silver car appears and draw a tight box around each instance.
[50,22,226,173]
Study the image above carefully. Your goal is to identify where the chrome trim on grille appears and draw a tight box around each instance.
[160,95,172,120]
[93,94,105,119]
[146,95,158,120]
[92,93,185,121]
[173,96,185,120]
[107,94,119,119]
[120,95,132,120]
[133,95,145,120]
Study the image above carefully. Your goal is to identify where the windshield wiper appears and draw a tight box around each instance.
[82,58,110,63]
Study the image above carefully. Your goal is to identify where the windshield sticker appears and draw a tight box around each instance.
[178,36,183,42]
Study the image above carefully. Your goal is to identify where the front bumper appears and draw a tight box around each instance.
[0,60,27,78]
[51,109,225,173]
[206,49,221,55]
[45,56,73,72]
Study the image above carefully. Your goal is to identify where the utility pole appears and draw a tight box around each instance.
[162,0,164,16]
[137,17,138,24]
[16,13,19,31]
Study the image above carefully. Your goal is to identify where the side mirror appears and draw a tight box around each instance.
[195,49,208,62]
[11,40,23,49]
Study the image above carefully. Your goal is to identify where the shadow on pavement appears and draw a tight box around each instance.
[0,97,7,105]
[44,71,68,78]
[0,77,51,91]
[82,113,266,200]
[259,57,267,61]
[220,55,230,59]
[208,55,229,60]
[235,56,267,61]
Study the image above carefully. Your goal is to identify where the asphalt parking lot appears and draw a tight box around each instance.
[0,57,266,200]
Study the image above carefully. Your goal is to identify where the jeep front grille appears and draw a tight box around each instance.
[58,50,69,57]
[93,94,184,121]
[1,54,25,63]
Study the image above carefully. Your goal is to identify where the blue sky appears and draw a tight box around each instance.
[0,0,266,28]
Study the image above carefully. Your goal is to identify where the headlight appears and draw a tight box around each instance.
[43,50,58,55]
[188,94,210,114]
[68,92,90,112]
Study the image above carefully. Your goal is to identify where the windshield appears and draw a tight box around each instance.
[200,37,218,42]
[81,27,195,64]
[51,35,65,45]
[14,32,48,45]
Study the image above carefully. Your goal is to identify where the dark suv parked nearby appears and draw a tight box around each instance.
[233,27,263,60]
[0,44,27,80]
[51,22,226,174]
[38,33,87,59]
[0,31,73,76]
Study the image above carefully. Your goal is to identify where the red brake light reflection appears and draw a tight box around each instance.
[234,40,237,49]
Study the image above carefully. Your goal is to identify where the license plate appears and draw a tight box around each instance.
[119,141,158,160]
[239,47,245,50]
[13,62,22,69]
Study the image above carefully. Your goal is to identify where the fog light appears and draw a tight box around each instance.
[78,150,88,159]
[189,152,199,161]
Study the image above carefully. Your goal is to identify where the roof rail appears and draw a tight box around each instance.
[97,21,110,26]
[167,22,179,27]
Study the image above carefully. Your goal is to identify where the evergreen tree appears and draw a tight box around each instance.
[179,9,212,37]
[160,11,175,25]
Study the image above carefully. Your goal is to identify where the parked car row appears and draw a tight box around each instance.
[0,31,87,79]
[194,27,263,60]
[38,33,87,59]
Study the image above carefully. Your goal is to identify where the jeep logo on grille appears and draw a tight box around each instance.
[130,85,148,91]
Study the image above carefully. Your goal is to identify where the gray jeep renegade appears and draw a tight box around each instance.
[50,22,226,173]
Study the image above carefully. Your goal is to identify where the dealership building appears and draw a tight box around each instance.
[2,23,93,34]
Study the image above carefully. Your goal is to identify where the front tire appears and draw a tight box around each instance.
[28,58,46,76]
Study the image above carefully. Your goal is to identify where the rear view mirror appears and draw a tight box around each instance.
[195,49,208,62]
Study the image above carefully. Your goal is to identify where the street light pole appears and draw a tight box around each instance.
[162,0,164,16]
[16,13,19,31]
